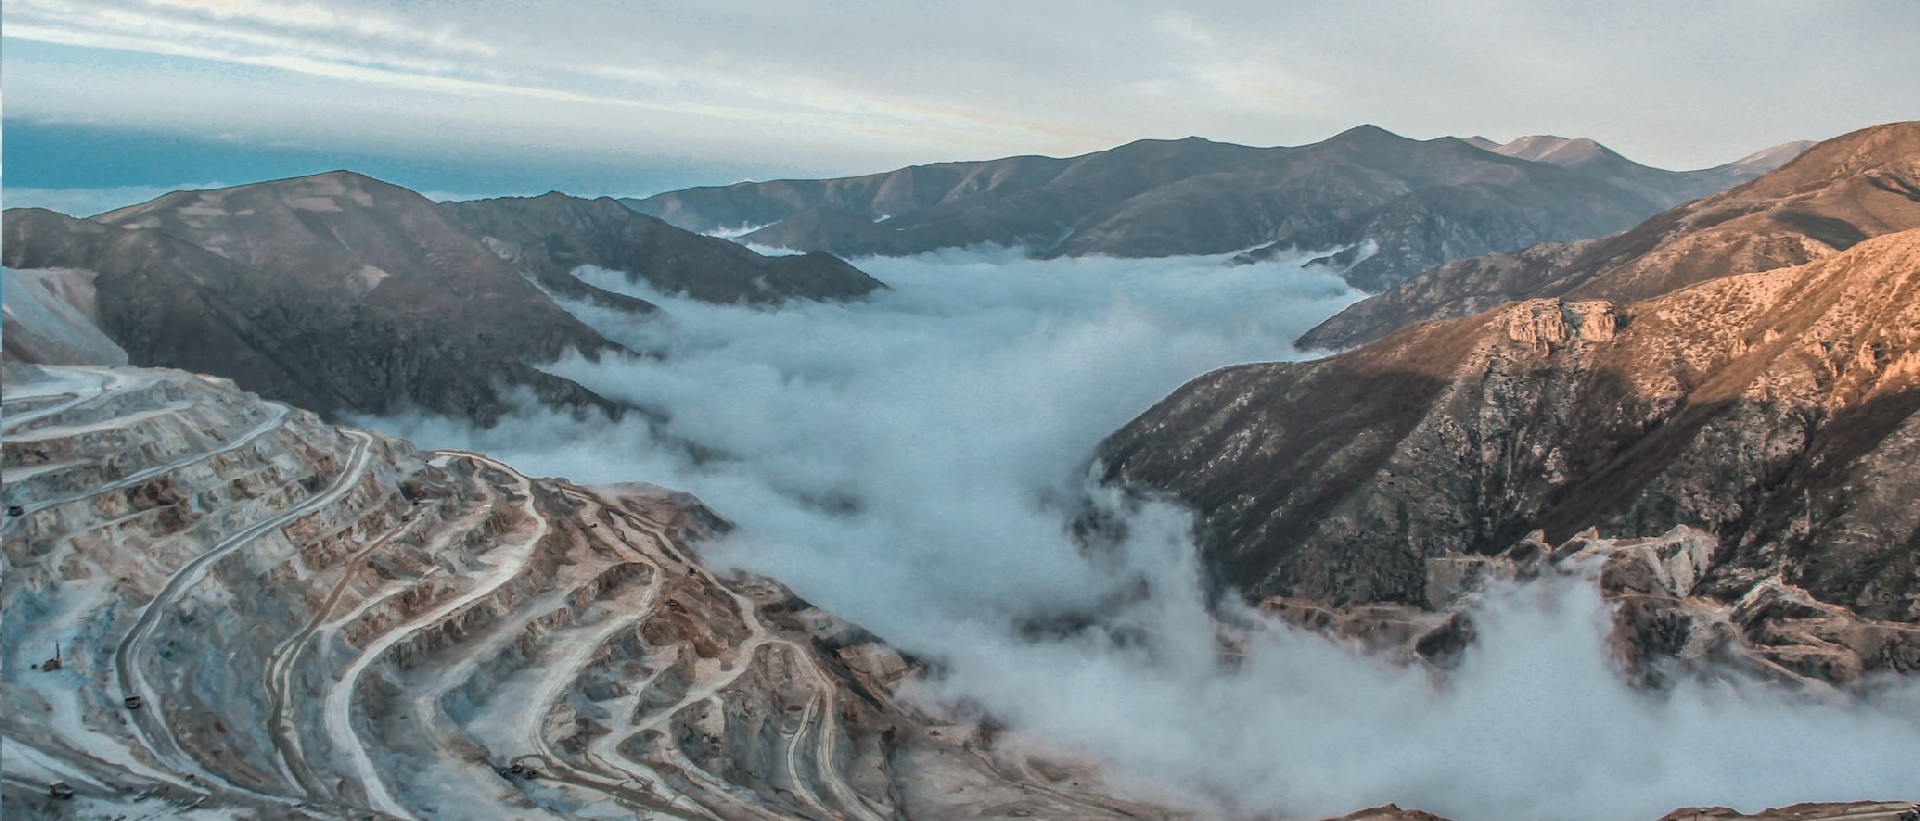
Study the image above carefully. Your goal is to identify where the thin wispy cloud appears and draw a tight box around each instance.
[3,0,1122,168]
[138,0,501,57]
[5,0,1916,183]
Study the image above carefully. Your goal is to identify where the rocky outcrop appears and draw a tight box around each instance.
[1297,240,1595,350]
[1101,230,1920,683]
[630,126,1782,289]
[1271,524,1920,689]
[1656,802,1920,821]
[0,363,1174,820]
[1303,122,1920,349]
[441,192,885,304]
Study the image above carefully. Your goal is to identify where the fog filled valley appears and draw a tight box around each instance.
[370,249,1368,656]
[361,249,1920,821]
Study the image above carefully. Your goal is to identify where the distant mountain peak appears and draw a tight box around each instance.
[1723,121,1917,194]
[255,168,392,190]
[107,169,409,212]
[1719,139,1818,173]
[1481,135,1628,168]
[313,168,378,181]
[1104,134,1235,156]
[1323,123,1409,144]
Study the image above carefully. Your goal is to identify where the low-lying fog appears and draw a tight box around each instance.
[363,249,1920,820]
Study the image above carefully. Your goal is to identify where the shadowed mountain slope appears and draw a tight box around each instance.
[4,180,621,425]
[3,172,884,425]
[442,191,885,304]
[631,126,1798,289]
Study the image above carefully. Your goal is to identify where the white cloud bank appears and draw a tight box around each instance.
[362,250,1920,820]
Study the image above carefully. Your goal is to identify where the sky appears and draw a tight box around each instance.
[3,0,1918,209]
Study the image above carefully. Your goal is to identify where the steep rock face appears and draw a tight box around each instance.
[0,363,1174,820]
[441,192,884,304]
[631,127,1776,289]
[1303,122,1920,349]
[1102,231,1920,681]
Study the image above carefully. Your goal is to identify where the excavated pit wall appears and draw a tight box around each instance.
[2,364,1177,820]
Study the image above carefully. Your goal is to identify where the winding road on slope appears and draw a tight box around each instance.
[1,402,295,540]
[262,499,433,798]
[571,486,889,821]
[111,428,375,796]
[0,366,127,433]
[320,451,548,819]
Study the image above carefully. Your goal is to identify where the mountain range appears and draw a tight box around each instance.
[1301,123,1920,349]
[1466,134,1814,207]
[628,126,1809,289]
[1099,122,1920,685]
[2,172,884,424]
